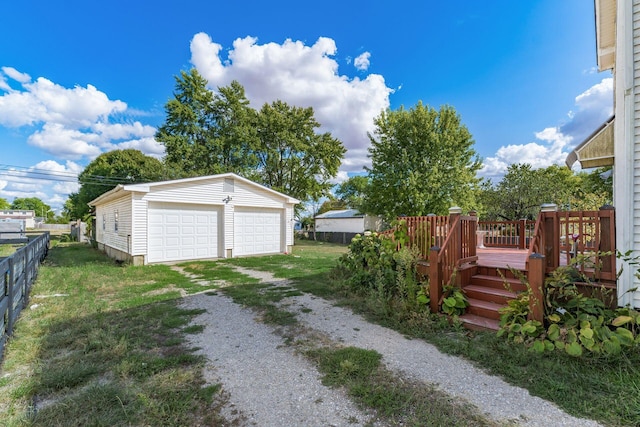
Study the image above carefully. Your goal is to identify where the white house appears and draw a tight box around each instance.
[566,0,639,308]
[0,210,36,229]
[89,173,299,265]
[314,209,383,233]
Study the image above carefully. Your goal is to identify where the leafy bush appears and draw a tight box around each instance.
[441,284,468,316]
[498,254,640,357]
[337,230,429,312]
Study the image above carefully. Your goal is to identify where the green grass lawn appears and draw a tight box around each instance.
[0,243,227,426]
[2,239,638,426]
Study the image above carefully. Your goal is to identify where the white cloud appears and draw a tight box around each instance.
[115,137,165,158]
[481,77,613,179]
[0,160,83,213]
[354,52,371,71]
[27,123,104,159]
[190,33,392,173]
[2,67,31,83]
[0,76,126,128]
[0,75,11,92]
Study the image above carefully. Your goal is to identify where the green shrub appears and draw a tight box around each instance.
[337,231,429,313]
[498,254,640,357]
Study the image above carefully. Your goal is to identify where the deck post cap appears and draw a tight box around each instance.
[540,203,557,212]
[448,206,462,214]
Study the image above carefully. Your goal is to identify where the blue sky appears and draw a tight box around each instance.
[0,0,612,212]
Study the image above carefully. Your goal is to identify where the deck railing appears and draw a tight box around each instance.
[399,215,450,259]
[0,232,49,357]
[478,220,535,249]
[525,206,615,280]
[429,214,477,312]
[526,206,616,322]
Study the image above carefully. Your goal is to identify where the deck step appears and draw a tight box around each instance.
[463,284,517,305]
[469,274,526,292]
[459,313,501,331]
[476,265,525,280]
[466,298,504,320]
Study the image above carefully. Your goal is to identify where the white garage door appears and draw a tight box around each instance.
[147,203,220,263]
[234,209,282,256]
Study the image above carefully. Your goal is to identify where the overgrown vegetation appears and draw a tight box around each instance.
[4,239,640,426]
[0,243,229,426]
[499,254,640,357]
[324,240,640,426]
[336,231,430,316]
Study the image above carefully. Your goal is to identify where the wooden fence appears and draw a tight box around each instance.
[0,232,49,357]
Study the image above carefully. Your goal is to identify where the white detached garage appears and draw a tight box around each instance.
[89,173,299,265]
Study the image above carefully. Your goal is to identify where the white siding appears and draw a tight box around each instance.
[131,193,148,255]
[95,194,132,254]
[285,204,295,247]
[632,0,640,307]
[224,203,234,256]
[316,217,365,233]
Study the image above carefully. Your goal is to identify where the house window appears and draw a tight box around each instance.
[114,209,119,232]
[102,214,106,230]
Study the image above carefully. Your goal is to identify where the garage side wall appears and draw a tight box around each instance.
[131,193,148,256]
[285,204,295,251]
[94,194,133,260]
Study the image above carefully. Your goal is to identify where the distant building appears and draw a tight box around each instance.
[0,210,36,229]
[314,209,383,234]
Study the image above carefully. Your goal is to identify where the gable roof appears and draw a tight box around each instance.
[315,209,364,219]
[89,172,300,206]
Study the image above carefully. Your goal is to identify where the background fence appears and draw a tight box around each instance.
[0,232,49,358]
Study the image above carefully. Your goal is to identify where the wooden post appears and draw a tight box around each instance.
[540,204,558,271]
[528,253,545,323]
[599,205,615,278]
[429,246,441,313]
[519,219,526,250]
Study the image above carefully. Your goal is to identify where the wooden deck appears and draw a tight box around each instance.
[476,247,528,270]
[476,247,571,271]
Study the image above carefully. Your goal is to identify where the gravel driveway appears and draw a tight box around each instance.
[180,267,602,427]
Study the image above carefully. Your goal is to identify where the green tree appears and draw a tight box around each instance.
[0,197,10,210]
[156,71,259,177]
[11,197,53,220]
[156,69,216,176]
[67,149,164,219]
[210,80,259,177]
[256,100,345,205]
[478,164,612,221]
[364,103,481,220]
[335,175,369,212]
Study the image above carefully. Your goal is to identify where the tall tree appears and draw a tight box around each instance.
[335,175,369,212]
[0,197,10,210]
[210,81,259,177]
[11,197,53,220]
[256,100,345,204]
[364,103,481,220]
[66,149,164,219]
[156,71,258,177]
[156,69,216,176]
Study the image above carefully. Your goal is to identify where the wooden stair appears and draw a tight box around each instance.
[459,267,527,331]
